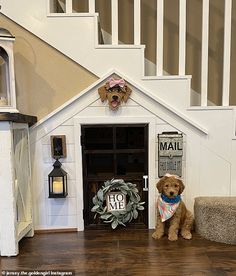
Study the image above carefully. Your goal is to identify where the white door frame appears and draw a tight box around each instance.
[74,115,156,231]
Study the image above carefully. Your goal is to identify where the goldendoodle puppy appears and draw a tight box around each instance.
[152,174,193,241]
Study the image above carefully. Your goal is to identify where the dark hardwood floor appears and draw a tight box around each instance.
[1,230,236,276]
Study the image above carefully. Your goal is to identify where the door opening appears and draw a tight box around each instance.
[81,124,149,229]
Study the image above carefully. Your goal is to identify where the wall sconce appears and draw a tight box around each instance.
[48,159,68,198]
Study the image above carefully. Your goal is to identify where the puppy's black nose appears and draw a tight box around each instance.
[112,95,119,101]
[170,191,174,196]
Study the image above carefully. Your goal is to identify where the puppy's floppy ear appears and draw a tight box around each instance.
[123,85,132,103]
[105,81,110,91]
[156,176,167,193]
[177,179,185,194]
[98,86,107,102]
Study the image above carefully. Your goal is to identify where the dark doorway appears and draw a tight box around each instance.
[81,124,148,229]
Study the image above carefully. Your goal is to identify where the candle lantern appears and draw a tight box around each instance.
[48,159,68,198]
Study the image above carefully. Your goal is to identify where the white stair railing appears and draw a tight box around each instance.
[201,0,209,107]
[89,0,95,13]
[47,0,234,107]
[134,0,141,45]
[111,0,118,45]
[178,0,186,75]
[65,0,72,13]
[156,0,164,76]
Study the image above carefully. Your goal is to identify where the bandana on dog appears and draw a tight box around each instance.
[158,194,181,222]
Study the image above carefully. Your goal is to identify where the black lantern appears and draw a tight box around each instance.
[48,159,68,198]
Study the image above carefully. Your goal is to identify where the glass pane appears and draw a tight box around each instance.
[83,127,113,149]
[116,127,145,149]
[116,153,145,175]
[86,153,113,176]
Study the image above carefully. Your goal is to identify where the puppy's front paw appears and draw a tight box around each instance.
[181,230,192,240]
[152,231,164,240]
[168,232,178,241]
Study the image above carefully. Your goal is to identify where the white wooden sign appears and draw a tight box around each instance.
[106,192,126,211]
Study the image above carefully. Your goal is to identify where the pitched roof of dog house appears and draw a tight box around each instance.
[30,69,208,142]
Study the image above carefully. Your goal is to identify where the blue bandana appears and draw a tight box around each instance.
[161,194,181,204]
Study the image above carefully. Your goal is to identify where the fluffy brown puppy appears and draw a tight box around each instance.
[98,78,132,110]
[152,174,193,241]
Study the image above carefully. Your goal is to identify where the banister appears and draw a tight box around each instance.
[65,0,72,13]
[156,0,164,76]
[201,0,209,106]
[111,0,118,45]
[89,0,95,13]
[134,0,141,45]
[179,0,186,75]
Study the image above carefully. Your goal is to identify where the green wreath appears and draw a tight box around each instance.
[91,179,145,229]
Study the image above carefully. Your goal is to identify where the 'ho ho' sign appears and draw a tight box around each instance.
[106,192,126,211]
[158,132,183,177]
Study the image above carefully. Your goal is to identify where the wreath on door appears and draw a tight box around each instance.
[91,179,145,229]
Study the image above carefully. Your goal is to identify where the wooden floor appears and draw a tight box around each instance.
[1,230,236,276]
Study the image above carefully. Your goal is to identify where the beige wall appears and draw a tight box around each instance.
[0,15,98,120]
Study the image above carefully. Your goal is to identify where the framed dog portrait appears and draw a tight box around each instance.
[50,135,67,159]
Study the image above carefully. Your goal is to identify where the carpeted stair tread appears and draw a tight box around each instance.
[194,197,236,244]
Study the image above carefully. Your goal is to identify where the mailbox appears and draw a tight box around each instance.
[158,132,183,177]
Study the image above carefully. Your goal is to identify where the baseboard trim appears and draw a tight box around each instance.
[35,228,77,234]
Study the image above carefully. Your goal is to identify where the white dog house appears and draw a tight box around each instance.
[29,70,232,233]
